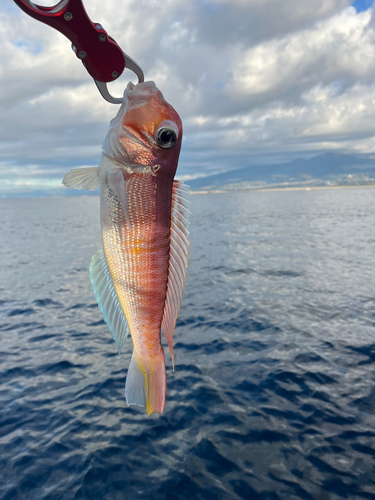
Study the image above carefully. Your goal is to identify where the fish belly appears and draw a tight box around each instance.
[101,172,172,413]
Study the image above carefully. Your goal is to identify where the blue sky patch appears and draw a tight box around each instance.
[352,0,374,12]
[14,40,42,55]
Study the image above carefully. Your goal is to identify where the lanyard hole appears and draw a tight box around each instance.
[21,0,69,14]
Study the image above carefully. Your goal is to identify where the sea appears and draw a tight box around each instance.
[1,187,375,500]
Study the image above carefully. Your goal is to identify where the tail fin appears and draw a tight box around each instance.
[125,351,166,415]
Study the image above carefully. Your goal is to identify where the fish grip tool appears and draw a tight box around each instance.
[13,0,144,103]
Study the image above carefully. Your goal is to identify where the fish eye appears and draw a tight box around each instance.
[155,120,178,149]
[157,128,176,148]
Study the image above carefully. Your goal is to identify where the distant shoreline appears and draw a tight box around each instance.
[190,183,375,195]
[2,183,375,200]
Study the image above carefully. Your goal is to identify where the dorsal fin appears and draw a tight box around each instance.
[161,181,190,367]
[89,249,130,354]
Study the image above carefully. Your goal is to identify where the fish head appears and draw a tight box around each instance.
[103,81,183,178]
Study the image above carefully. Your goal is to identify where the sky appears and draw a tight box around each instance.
[1,0,375,196]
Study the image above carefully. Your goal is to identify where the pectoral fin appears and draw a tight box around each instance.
[62,167,99,190]
[107,170,131,229]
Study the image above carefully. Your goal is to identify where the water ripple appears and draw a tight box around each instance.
[1,190,375,499]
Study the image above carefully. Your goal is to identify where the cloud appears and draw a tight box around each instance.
[1,0,375,194]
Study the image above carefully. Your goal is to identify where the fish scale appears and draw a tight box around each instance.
[103,174,170,347]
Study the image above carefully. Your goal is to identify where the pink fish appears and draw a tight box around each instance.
[63,81,189,415]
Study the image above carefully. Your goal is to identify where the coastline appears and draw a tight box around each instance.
[190,183,375,195]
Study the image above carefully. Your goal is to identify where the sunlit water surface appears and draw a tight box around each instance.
[1,188,375,500]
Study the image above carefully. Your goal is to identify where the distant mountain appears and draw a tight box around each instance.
[187,153,375,191]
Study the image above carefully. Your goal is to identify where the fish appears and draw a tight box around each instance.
[62,81,190,415]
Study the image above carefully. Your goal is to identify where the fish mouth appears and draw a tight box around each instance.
[124,81,159,112]
[102,81,160,165]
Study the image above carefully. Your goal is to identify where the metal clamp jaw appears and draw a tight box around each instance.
[13,0,144,103]
[94,54,144,104]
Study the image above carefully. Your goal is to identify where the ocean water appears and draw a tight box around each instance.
[1,187,375,500]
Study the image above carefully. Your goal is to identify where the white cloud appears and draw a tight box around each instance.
[1,0,375,193]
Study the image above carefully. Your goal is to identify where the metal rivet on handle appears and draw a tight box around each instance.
[78,51,87,59]
[112,71,119,78]
[99,34,106,42]
[64,12,73,21]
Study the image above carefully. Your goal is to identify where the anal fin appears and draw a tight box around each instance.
[89,249,130,354]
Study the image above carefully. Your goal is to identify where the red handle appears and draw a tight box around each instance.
[13,0,125,83]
